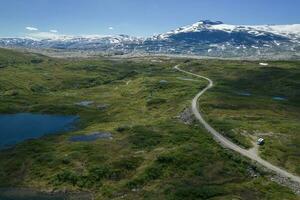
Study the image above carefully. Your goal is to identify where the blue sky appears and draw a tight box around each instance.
[0,0,300,37]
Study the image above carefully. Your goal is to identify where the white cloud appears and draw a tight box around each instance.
[26,32,71,40]
[108,27,114,30]
[25,26,38,31]
[26,31,110,41]
[50,30,58,33]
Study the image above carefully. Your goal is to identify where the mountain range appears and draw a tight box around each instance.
[1,20,300,58]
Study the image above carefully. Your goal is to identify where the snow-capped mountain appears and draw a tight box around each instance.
[142,20,300,58]
[1,20,300,58]
[153,20,300,40]
[0,34,141,52]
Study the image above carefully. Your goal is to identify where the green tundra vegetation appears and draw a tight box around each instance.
[0,48,299,199]
[181,60,300,176]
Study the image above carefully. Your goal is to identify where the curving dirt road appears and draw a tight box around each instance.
[175,65,300,184]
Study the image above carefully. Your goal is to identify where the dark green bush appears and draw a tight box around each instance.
[167,182,226,200]
[128,126,162,149]
[143,165,163,180]
[157,155,177,164]
[146,98,167,106]
[115,125,130,132]
[88,166,112,182]
[31,58,43,64]
[112,156,142,171]
[55,170,79,186]
[30,84,48,93]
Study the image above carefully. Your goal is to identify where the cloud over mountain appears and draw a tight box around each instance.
[25,27,38,31]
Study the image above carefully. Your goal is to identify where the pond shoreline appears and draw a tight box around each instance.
[0,187,92,200]
[0,113,80,150]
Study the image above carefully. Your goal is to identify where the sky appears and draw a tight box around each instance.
[0,0,300,38]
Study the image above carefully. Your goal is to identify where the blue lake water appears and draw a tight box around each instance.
[236,92,252,96]
[272,96,287,101]
[0,113,78,149]
[69,132,112,142]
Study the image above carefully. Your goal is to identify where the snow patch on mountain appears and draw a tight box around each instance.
[154,20,300,40]
[1,20,300,59]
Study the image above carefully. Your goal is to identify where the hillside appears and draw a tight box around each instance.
[0,49,299,199]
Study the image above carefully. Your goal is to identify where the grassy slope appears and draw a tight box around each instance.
[0,48,298,199]
[182,59,300,176]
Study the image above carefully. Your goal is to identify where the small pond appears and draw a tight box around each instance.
[236,92,252,96]
[69,132,112,142]
[272,96,287,101]
[0,113,79,149]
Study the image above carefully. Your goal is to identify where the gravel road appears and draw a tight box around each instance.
[175,65,300,184]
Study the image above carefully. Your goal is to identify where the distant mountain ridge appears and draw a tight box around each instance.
[1,20,300,58]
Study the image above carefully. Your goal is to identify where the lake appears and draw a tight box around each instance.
[0,113,79,149]
[272,96,287,101]
[0,188,91,200]
[236,91,252,96]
